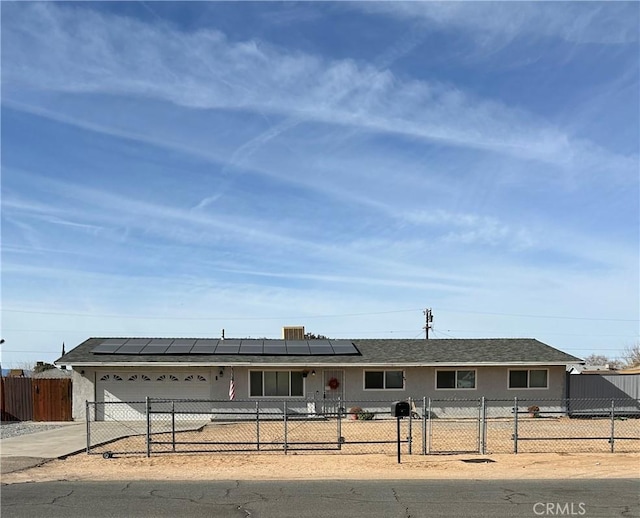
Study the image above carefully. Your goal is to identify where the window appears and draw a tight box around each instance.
[509,369,548,389]
[364,370,404,390]
[249,371,304,397]
[436,370,476,390]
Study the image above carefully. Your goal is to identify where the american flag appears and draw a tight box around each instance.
[228,369,235,400]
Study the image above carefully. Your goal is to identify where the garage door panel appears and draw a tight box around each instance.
[97,372,211,421]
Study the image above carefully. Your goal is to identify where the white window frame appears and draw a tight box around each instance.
[434,369,477,391]
[507,368,549,390]
[363,370,405,391]
[248,369,306,398]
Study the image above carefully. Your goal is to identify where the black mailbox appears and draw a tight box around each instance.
[391,401,410,418]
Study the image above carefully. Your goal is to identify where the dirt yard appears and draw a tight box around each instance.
[2,452,639,485]
[4,417,637,485]
[89,417,640,455]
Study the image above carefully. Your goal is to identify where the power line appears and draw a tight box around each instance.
[3,327,637,340]
[0,307,422,321]
[438,308,639,323]
[3,306,637,322]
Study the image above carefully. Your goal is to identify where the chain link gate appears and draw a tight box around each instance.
[425,398,486,454]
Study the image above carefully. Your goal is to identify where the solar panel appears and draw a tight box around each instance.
[100,339,128,346]
[139,338,173,355]
[124,338,152,346]
[165,339,195,354]
[285,341,310,355]
[90,337,361,356]
[308,340,333,355]
[140,344,170,355]
[239,341,263,354]
[215,340,241,354]
[148,339,173,346]
[263,340,287,355]
[115,343,148,354]
[92,343,122,354]
[330,340,358,355]
[190,339,218,354]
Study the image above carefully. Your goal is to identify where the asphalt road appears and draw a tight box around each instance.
[1,479,638,517]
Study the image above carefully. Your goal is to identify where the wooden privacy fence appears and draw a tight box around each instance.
[0,377,72,422]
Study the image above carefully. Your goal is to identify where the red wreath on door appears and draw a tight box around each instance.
[328,377,340,390]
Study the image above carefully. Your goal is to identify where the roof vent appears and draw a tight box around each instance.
[282,326,305,340]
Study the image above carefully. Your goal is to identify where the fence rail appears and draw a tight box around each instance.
[86,397,640,457]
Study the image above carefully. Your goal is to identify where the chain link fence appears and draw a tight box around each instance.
[86,397,640,457]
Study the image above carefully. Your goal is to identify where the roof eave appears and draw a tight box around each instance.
[59,360,577,368]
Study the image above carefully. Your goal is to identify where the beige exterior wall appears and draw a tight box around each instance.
[72,364,567,420]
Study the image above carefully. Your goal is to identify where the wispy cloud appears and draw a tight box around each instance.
[2,168,481,287]
[401,209,535,249]
[2,3,635,179]
[361,2,639,46]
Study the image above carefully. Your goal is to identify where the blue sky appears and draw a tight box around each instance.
[1,2,638,367]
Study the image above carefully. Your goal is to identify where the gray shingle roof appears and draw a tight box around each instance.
[56,337,581,366]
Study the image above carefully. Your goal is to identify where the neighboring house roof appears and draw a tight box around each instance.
[617,366,640,375]
[6,369,26,377]
[32,368,73,379]
[56,337,581,367]
[567,364,615,375]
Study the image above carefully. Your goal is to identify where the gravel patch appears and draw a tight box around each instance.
[0,422,68,440]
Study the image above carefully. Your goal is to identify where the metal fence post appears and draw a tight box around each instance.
[146,396,151,458]
[85,401,91,454]
[337,397,342,451]
[421,396,427,455]
[283,400,288,454]
[477,398,482,454]
[513,397,518,454]
[480,396,486,455]
[408,397,413,455]
[610,399,615,453]
[427,397,432,454]
[171,400,176,452]
[256,401,260,451]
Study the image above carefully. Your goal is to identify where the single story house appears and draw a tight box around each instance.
[56,336,581,421]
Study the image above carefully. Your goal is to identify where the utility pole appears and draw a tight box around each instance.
[423,308,433,339]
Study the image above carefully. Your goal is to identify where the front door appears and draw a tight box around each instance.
[322,369,344,416]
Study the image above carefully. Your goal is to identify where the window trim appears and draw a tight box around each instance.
[248,369,306,398]
[362,370,405,391]
[507,368,549,390]
[434,369,477,391]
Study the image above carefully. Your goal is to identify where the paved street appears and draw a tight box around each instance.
[1,479,638,517]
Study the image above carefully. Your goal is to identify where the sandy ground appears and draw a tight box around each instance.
[2,452,638,484]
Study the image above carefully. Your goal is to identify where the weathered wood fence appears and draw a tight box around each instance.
[0,377,72,422]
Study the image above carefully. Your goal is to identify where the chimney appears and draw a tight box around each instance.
[221,329,225,340]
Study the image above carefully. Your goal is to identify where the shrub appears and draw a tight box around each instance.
[349,406,362,420]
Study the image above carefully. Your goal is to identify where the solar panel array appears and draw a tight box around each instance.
[92,339,360,356]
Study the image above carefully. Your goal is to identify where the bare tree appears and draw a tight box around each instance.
[621,343,640,368]
[304,332,328,339]
[582,354,622,369]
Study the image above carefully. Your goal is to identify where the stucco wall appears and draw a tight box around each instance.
[72,364,567,420]
[71,368,96,420]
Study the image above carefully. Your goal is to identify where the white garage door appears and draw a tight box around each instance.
[96,371,211,421]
